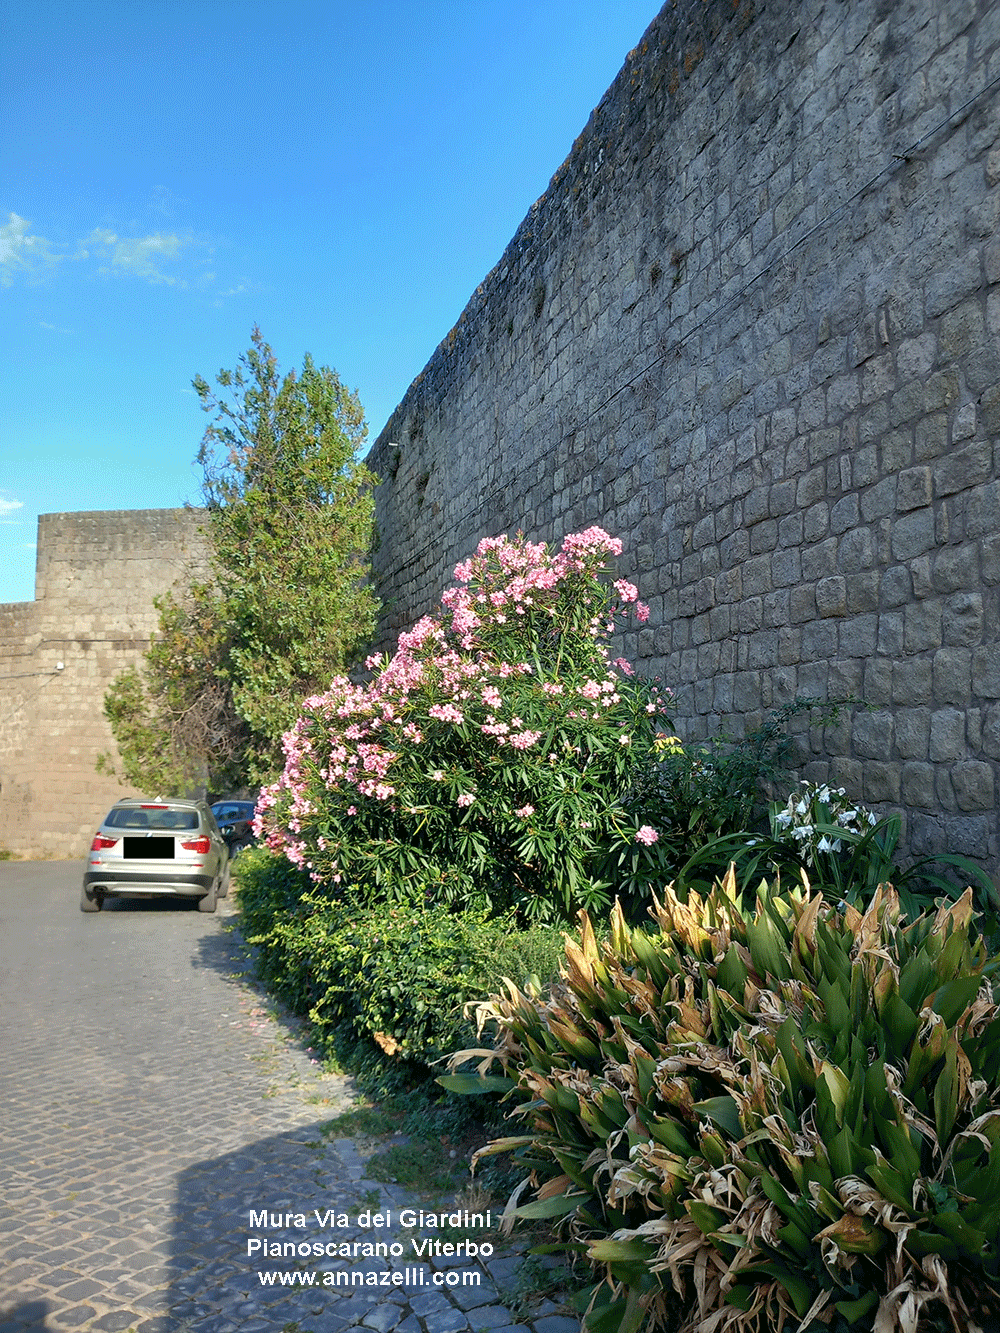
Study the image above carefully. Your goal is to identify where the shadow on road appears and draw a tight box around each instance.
[161,1119,382,1331]
[0,1300,52,1332]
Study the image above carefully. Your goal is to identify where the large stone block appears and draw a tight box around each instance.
[934,443,994,497]
[904,600,943,652]
[901,762,936,808]
[896,708,931,760]
[853,710,894,759]
[972,646,1000,698]
[933,647,973,705]
[864,762,901,804]
[892,509,937,561]
[816,575,847,617]
[929,708,967,761]
[951,762,994,813]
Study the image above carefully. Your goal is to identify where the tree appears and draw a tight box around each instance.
[99,327,379,794]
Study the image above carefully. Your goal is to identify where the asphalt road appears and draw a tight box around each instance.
[0,861,578,1333]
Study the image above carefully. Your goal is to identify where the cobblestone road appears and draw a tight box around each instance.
[0,862,580,1333]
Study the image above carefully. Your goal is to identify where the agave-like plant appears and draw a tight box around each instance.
[452,872,1000,1333]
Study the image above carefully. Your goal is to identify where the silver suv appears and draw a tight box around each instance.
[81,798,229,914]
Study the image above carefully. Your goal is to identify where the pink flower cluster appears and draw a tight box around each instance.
[509,729,542,751]
[257,528,669,876]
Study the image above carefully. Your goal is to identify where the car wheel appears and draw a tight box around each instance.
[217,861,231,899]
[197,878,218,913]
[80,886,103,912]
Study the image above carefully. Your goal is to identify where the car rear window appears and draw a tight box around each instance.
[213,803,254,821]
[105,807,200,831]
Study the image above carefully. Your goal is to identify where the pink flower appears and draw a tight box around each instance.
[514,804,535,818]
[635,602,650,623]
[613,579,639,603]
[509,729,542,750]
[429,702,465,724]
[481,685,502,709]
[456,793,476,807]
[635,825,658,846]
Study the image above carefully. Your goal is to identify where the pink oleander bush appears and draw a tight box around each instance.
[256,528,672,922]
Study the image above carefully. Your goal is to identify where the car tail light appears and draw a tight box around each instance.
[181,836,211,854]
[91,834,118,850]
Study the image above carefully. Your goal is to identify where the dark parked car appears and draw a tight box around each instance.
[210,800,257,854]
[82,797,229,913]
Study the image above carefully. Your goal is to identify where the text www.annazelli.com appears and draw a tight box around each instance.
[257,1267,482,1289]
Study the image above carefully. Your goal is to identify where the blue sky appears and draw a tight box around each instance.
[2,0,657,604]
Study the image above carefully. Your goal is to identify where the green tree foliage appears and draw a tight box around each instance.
[99,327,378,794]
[100,581,246,795]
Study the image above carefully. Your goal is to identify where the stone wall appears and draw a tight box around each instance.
[369,0,1000,869]
[0,509,209,858]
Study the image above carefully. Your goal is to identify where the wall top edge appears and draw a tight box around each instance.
[38,507,205,522]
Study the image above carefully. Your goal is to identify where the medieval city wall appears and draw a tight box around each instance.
[368,0,1000,869]
[0,510,209,858]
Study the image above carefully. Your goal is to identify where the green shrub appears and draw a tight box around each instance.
[460,876,1000,1333]
[236,847,566,1067]
[256,528,670,923]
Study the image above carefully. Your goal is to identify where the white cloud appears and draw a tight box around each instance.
[1,213,62,284]
[39,320,74,334]
[3,210,209,288]
[80,227,189,285]
[0,493,24,523]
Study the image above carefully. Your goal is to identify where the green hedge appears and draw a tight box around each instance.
[235,847,565,1065]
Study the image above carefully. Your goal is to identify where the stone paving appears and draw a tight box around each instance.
[0,862,581,1333]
